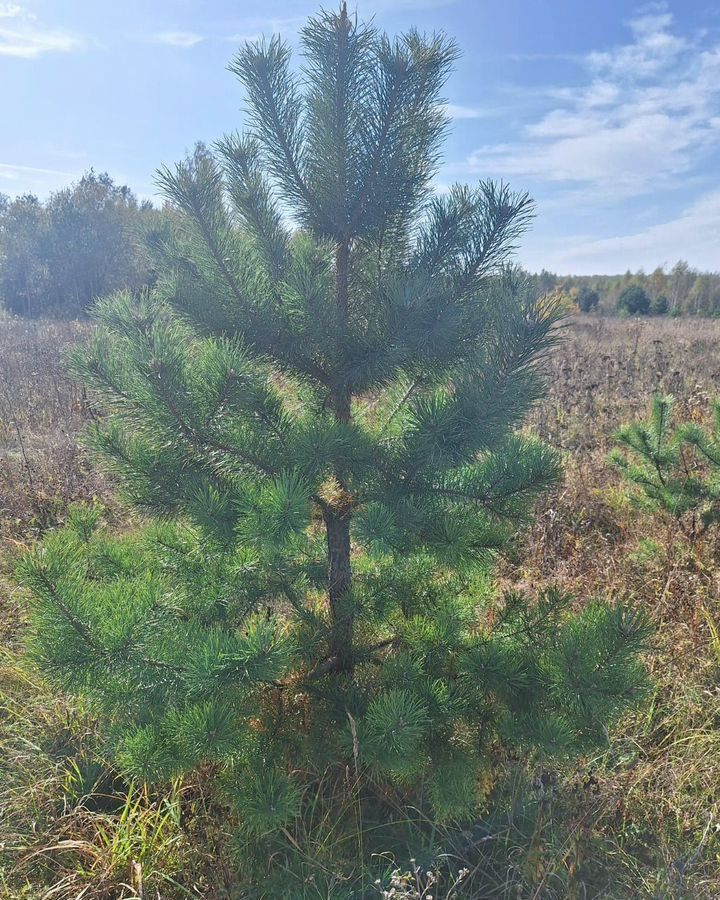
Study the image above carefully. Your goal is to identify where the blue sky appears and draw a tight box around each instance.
[1,0,719,274]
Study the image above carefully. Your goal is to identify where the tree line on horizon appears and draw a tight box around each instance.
[528,262,720,318]
[1,166,719,319]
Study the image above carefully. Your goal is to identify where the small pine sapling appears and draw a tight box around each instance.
[612,394,720,544]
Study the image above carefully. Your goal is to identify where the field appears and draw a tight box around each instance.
[2,314,720,898]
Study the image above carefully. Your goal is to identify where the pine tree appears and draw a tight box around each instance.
[612,394,720,543]
[575,285,599,313]
[20,3,649,875]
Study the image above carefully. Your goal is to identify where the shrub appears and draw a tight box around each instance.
[617,284,651,316]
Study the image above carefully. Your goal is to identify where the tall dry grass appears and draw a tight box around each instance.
[0,318,111,538]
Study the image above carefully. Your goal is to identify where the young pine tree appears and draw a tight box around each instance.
[20,3,648,862]
[612,394,720,544]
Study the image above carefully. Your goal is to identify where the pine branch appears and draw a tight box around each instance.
[230,37,328,231]
[156,161,252,314]
[216,133,290,279]
[27,562,96,648]
[144,368,279,478]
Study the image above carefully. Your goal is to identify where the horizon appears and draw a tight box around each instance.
[1,0,719,275]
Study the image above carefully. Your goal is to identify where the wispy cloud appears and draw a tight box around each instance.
[442,103,501,120]
[539,189,720,274]
[0,162,76,184]
[0,3,26,17]
[464,7,720,202]
[153,30,205,48]
[0,3,85,58]
[587,10,687,78]
[222,15,306,43]
[221,4,455,44]
[507,51,580,63]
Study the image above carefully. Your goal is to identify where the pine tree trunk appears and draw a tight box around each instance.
[325,236,354,670]
[325,507,353,671]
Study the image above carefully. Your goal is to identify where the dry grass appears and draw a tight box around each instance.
[3,313,720,897]
[0,318,111,538]
[515,315,720,897]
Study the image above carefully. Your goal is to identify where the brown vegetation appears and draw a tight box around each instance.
[0,317,111,538]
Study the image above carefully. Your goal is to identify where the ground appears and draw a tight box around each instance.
[2,314,720,898]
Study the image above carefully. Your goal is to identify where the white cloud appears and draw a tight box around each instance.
[153,30,205,48]
[0,162,79,199]
[464,9,720,203]
[442,103,499,120]
[525,189,720,274]
[0,162,75,181]
[587,11,687,78]
[0,3,27,17]
[0,4,84,57]
[222,14,313,43]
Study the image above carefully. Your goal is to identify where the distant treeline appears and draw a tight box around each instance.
[1,167,719,318]
[526,265,720,317]
[0,170,161,317]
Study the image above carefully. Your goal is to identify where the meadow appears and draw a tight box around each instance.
[2,313,720,898]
